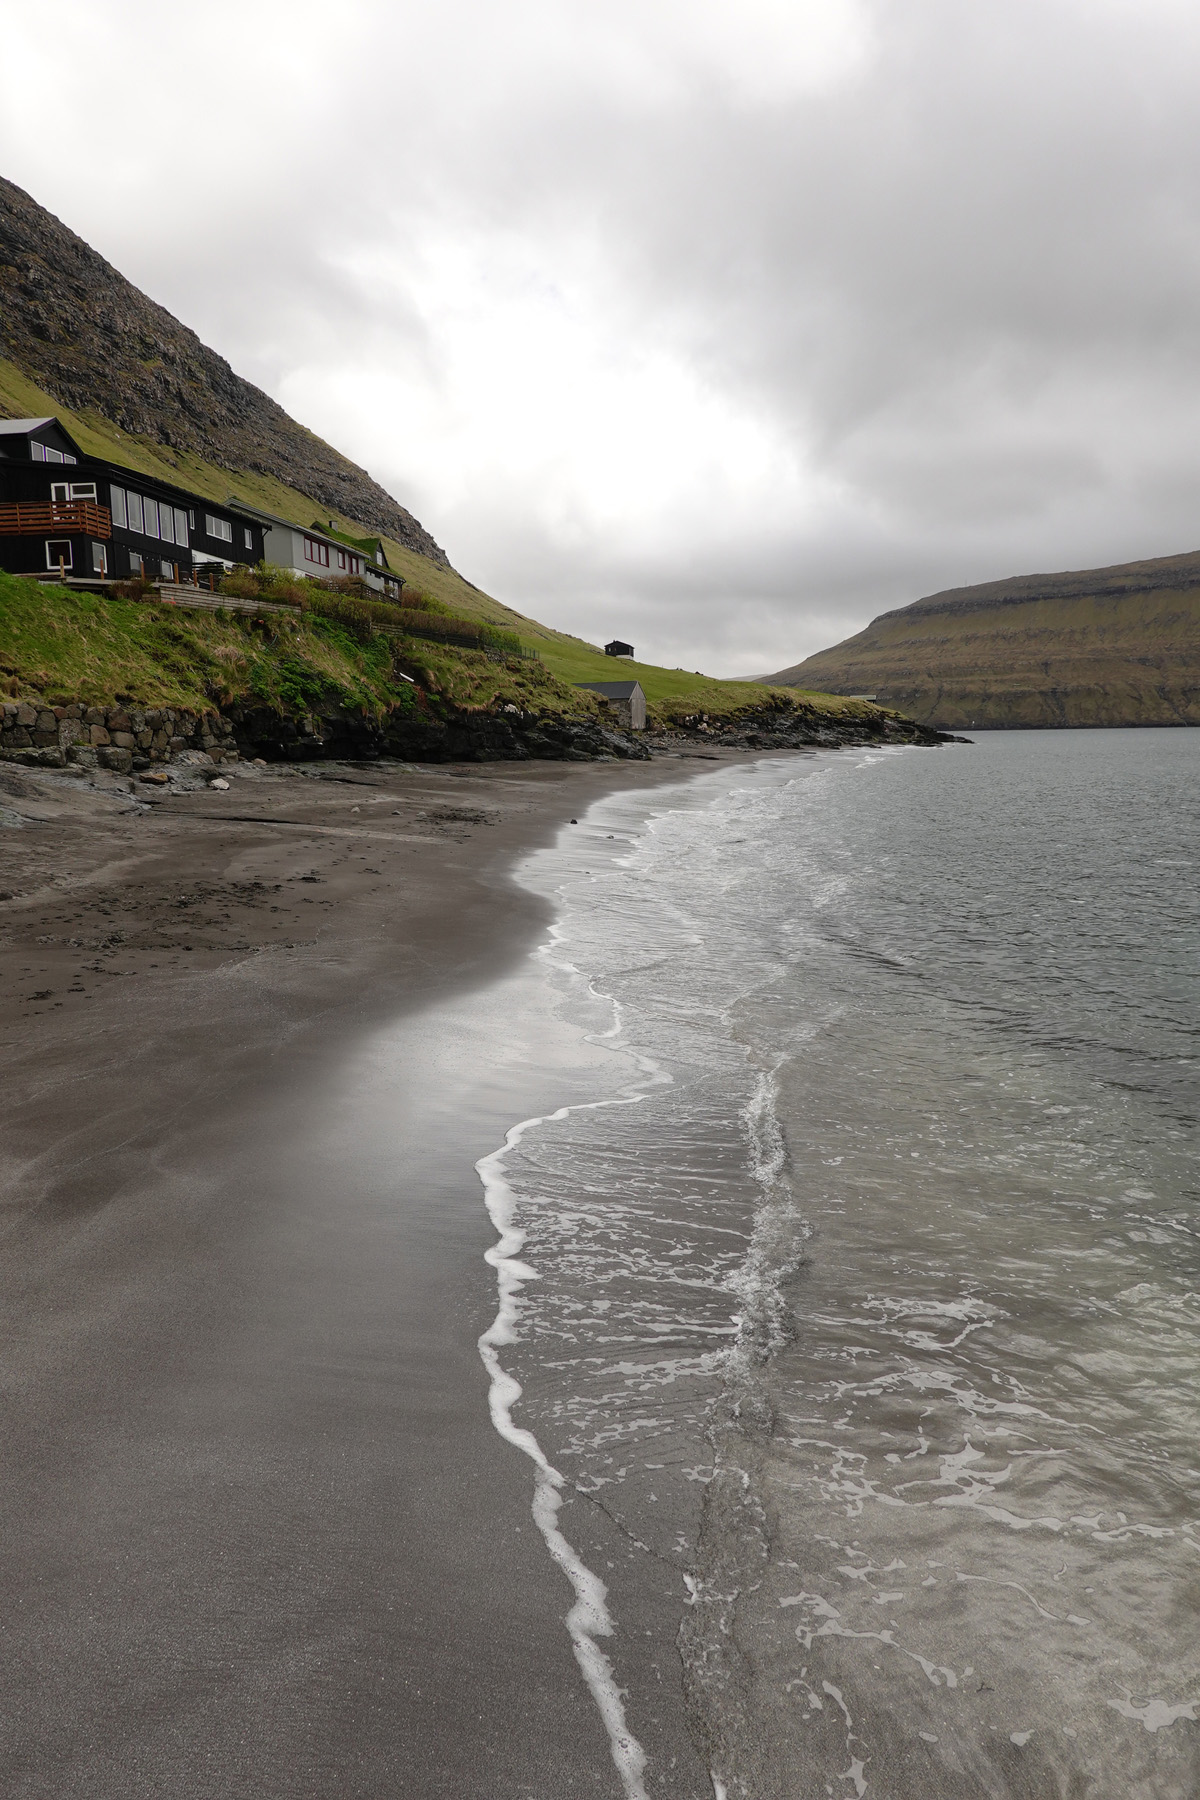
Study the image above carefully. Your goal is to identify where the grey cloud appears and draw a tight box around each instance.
[5,0,1200,672]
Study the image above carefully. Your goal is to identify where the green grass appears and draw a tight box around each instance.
[0,571,606,721]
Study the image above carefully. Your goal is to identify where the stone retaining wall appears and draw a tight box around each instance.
[0,701,238,774]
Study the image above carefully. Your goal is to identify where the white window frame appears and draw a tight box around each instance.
[31,441,45,462]
[144,498,160,540]
[45,538,73,571]
[173,508,188,546]
[110,486,128,529]
[205,513,233,543]
[92,542,108,575]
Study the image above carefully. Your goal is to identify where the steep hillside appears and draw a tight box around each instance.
[769,553,1200,729]
[0,176,446,564]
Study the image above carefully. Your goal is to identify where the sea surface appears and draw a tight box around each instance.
[477,729,1199,1800]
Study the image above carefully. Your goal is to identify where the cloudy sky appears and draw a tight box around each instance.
[3,0,1200,673]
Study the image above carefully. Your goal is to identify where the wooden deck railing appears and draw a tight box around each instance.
[0,501,112,538]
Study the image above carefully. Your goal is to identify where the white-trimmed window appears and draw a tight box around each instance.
[146,499,162,539]
[243,526,253,550]
[303,536,330,567]
[50,481,97,503]
[126,491,144,534]
[205,514,233,542]
[160,558,174,579]
[45,447,64,464]
[63,454,76,465]
[173,508,188,546]
[92,542,107,575]
[110,486,128,529]
[31,441,45,462]
[128,551,143,575]
[45,539,73,571]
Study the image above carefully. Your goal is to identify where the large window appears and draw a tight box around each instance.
[303,536,330,567]
[92,542,107,575]
[110,486,128,529]
[143,498,160,539]
[51,481,98,503]
[45,539,73,571]
[174,509,188,546]
[205,514,233,543]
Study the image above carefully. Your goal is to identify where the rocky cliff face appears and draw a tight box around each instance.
[769,552,1200,729]
[0,177,448,566]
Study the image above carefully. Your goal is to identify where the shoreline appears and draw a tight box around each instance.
[0,745,774,1798]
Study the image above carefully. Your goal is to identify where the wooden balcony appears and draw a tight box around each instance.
[0,501,112,538]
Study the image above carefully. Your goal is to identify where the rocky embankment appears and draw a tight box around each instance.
[1,691,958,776]
[0,696,653,771]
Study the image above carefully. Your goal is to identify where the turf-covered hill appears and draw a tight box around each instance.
[769,552,1200,730]
[0,177,945,757]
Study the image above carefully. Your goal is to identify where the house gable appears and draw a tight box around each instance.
[0,417,86,464]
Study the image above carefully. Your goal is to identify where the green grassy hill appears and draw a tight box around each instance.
[769,554,1200,729]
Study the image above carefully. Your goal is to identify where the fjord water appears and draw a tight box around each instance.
[483,730,1198,1800]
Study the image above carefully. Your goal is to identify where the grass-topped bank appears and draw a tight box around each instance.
[0,572,582,718]
[0,572,953,766]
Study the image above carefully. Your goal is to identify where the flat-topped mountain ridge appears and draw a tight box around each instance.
[0,176,447,565]
[769,547,1200,729]
[887,548,1200,621]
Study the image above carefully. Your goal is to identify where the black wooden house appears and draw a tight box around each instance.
[0,418,267,584]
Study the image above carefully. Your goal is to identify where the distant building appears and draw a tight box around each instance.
[0,417,267,582]
[575,679,646,730]
[237,505,404,600]
[605,639,634,658]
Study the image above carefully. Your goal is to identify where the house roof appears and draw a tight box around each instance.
[575,680,644,700]
[0,416,87,459]
[235,503,389,561]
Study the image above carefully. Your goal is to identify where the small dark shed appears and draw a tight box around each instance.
[575,679,646,730]
[605,639,634,658]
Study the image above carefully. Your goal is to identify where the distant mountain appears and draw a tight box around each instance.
[0,176,447,566]
[769,551,1200,728]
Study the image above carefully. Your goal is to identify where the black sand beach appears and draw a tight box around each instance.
[0,751,740,1800]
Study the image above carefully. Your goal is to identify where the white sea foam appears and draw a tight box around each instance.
[478,1103,653,1800]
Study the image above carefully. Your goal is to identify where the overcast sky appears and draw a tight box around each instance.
[3,0,1200,673]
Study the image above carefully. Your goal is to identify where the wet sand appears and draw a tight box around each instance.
[0,751,739,1800]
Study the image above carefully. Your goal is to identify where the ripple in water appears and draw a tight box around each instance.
[479,730,1199,1798]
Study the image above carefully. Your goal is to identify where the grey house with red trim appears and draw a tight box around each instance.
[0,417,267,582]
[240,505,405,600]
